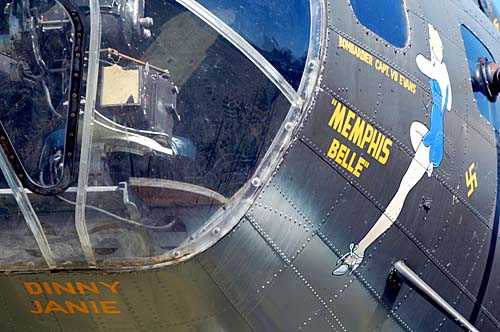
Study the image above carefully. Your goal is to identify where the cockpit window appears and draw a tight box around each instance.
[196,0,311,89]
[0,0,318,270]
[0,0,83,195]
[350,0,408,48]
[461,25,500,130]
[0,173,47,270]
[82,0,291,264]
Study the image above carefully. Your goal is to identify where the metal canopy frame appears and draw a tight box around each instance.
[2,0,327,271]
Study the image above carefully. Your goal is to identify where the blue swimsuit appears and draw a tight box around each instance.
[422,79,448,168]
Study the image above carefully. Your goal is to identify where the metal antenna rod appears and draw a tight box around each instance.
[393,261,479,332]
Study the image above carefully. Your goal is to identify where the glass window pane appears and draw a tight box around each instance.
[0,0,75,188]
[461,25,500,130]
[77,0,292,264]
[197,0,311,89]
[0,0,300,270]
[486,0,500,30]
[0,0,89,269]
[350,0,408,48]
[0,173,47,270]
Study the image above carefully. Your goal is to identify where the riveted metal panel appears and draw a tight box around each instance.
[324,2,498,227]
[437,199,490,297]
[193,308,254,332]
[0,274,100,332]
[351,224,475,332]
[300,89,415,212]
[316,181,383,264]
[476,310,500,332]
[245,145,330,261]
[246,199,311,263]
[197,218,285,313]
[480,242,500,326]
[420,0,500,54]
[264,142,348,234]
[293,235,405,331]
[295,215,479,331]
[326,0,430,121]
[0,259,255,332]
[355,224,477,332]
[246,141,355,262]
[242,264,331,332]
[417,0,465,48]
[293,235,355,304]
[378,318,407,332]
[299,311,337,332]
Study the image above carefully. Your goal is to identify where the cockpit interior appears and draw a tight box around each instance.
[0,0,313,270]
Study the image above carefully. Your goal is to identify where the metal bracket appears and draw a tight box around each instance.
[118,182,140,222]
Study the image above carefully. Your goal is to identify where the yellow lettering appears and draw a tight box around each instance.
[327,138,340,159]
[360,124,374,149]
[52,282,77,295]
[90,301,100,314]
[339,36,416,93]
[365,53,373,66]
[328,102,345,133]
[75,282,99,295]
[378,138,393,165]
[346,150,357,173]
[353,157,368,177]
[100,301,121,314]
[31,300,43,314]
[367,131,383,157]
[42,282,53,295]
[409,81,416,94]
[339,35,372,66]
[99,281,120,294]
[339,35,345,48]
[325,98,394,174]
[390,69,398,81]
[65,301,90,314]
[45,300,68,314]
[375,59,389,76]
[24,282,43,295]
[348,117,365,146]
[341,110,356,138]
[341,146,351,169]
[375,136,385,160]
[335,144,348,165]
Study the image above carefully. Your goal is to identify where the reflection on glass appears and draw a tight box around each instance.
[0,0,74,187]
[488,0,500,30]
[461,25,500,130]
[0,0,296,269]
[74,0,292,263]
[197,0,310,89]
[0,173,47,269]
[350,0,408,48]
